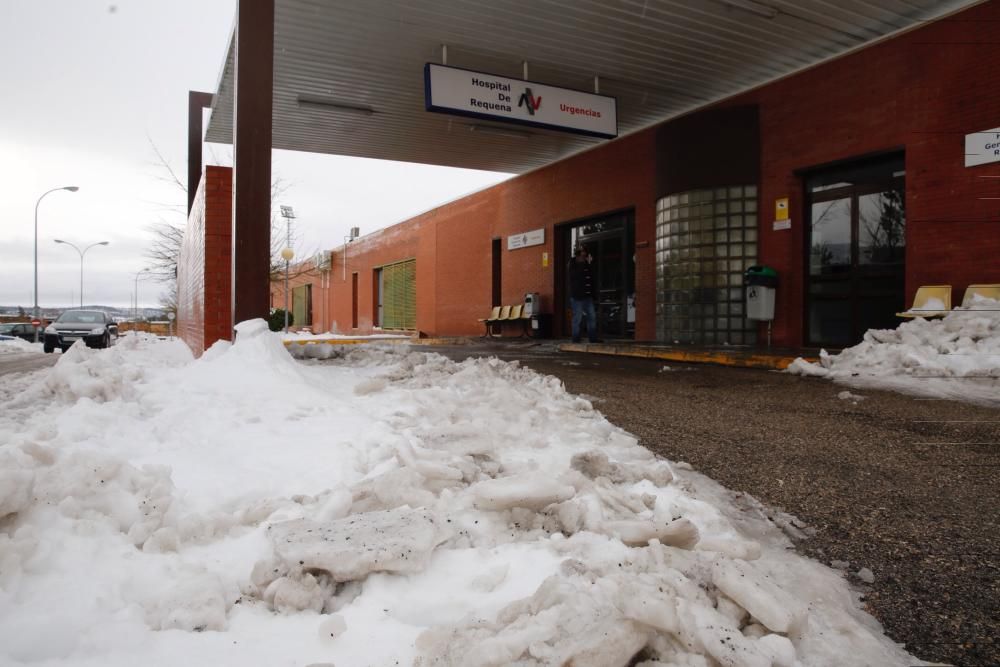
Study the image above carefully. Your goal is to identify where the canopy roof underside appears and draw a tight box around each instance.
[205,0,976,174]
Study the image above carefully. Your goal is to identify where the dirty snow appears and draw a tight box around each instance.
[0,320,926,666]
[0,338,42,355]
[788,296,1000,405]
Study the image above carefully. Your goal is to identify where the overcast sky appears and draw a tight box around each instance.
[0,1,510,309]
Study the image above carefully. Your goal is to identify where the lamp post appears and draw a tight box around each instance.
[281,247,294,332]
[34,186,80,340]
[279,205,296,334]
[53,240,109,308]
[134,268,149,326]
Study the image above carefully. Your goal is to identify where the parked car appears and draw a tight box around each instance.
[43,310,118,353]
[0,322,41,343]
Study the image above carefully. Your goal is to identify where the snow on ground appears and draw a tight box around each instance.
[0,338,43,355]
[788,296,1000,406]
[0,320,924,666]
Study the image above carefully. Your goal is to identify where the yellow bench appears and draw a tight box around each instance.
[961,284,1000,308]
[479,303,531,337]
[478,306,502,336]
[897,285,951,318]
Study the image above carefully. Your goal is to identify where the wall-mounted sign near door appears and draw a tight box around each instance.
[966,127,1000,167]
[424,64,618,139]
[508,229,545,250]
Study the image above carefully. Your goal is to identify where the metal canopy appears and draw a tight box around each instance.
[206,0,976,174]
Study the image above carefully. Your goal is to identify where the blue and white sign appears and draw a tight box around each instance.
[965,126,1000,167]
[425,64,617,139]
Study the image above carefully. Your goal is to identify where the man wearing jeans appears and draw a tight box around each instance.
[569,246,598,343]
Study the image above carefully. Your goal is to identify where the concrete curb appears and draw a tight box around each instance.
[559,342,816,370]
[282,336,474,347]
[282,338,410,346]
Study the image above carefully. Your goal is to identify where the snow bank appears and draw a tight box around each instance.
[0,320,924,666]
[788,296,1000,405]
[0,338,42,355]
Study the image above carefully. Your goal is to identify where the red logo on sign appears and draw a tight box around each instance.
[31,319,41,327]
[518,88,542,115]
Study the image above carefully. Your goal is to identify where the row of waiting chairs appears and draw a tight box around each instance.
[478,304,531,337]
[897,284,1000,318]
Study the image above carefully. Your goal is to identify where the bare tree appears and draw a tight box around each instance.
[143,139,316,316]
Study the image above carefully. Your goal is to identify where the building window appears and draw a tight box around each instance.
[292,284,312,327]
[655,186,758,345]
[379,259,416,330]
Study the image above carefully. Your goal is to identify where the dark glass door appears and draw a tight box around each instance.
[562,211,635,339]
[807,157,905,347]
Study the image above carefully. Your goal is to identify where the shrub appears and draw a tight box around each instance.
[268,308,293,332]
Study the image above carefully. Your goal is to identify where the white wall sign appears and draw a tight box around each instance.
[965,126,1000,167]
[508,228,545,250]
[772,220,791,231]
[425,64,617,139]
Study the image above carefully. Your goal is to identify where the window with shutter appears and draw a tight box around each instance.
[379,259,416,330]
[292,284,312,326]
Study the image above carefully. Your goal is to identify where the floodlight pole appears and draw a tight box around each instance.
[34,186,79,340]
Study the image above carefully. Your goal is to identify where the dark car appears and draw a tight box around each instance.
[0,322,41,343]
[43,310,118,353]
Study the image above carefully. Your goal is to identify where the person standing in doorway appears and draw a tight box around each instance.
[569,246,598,343]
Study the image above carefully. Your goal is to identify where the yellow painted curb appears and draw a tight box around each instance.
[282,338,411,346]
[282,336,472,348]
[559,342,816,371]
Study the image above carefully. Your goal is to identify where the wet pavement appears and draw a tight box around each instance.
[0,352,58,377]
[415,340,1000,667]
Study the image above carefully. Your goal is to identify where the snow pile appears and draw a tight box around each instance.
[788,296,1000,405]
[0,338,41,355]
[0,320,924,666]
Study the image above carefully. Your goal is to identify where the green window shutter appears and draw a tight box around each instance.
[381,259,415,330]
[402,259,416,330]
[292,284,311,326]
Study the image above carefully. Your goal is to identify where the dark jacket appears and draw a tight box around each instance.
[568,258,596,300]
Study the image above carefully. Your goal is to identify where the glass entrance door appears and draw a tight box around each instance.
[807,157,905,347]
[562,212,635,339]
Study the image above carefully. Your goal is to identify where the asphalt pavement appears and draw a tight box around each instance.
[0,351,58,376]
[415,340,1000,667]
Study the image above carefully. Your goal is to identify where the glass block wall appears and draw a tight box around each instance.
[655,186,759,345]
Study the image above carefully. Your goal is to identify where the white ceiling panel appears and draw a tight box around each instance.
[205,0,978,173]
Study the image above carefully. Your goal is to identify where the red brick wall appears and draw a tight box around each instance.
[177,166,233,355]
[313,129,657,339]
[317,2,998,346]
[716,1,1000,346]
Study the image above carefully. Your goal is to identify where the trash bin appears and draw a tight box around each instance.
[523,292,541,317]
[744,265,778,321]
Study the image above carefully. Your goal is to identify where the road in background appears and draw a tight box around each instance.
[0,352,58,376]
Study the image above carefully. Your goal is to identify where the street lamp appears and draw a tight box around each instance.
[34,186,79,340]
[53,239,109,308]
[280,205,296,334]
[133,268,150,325]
